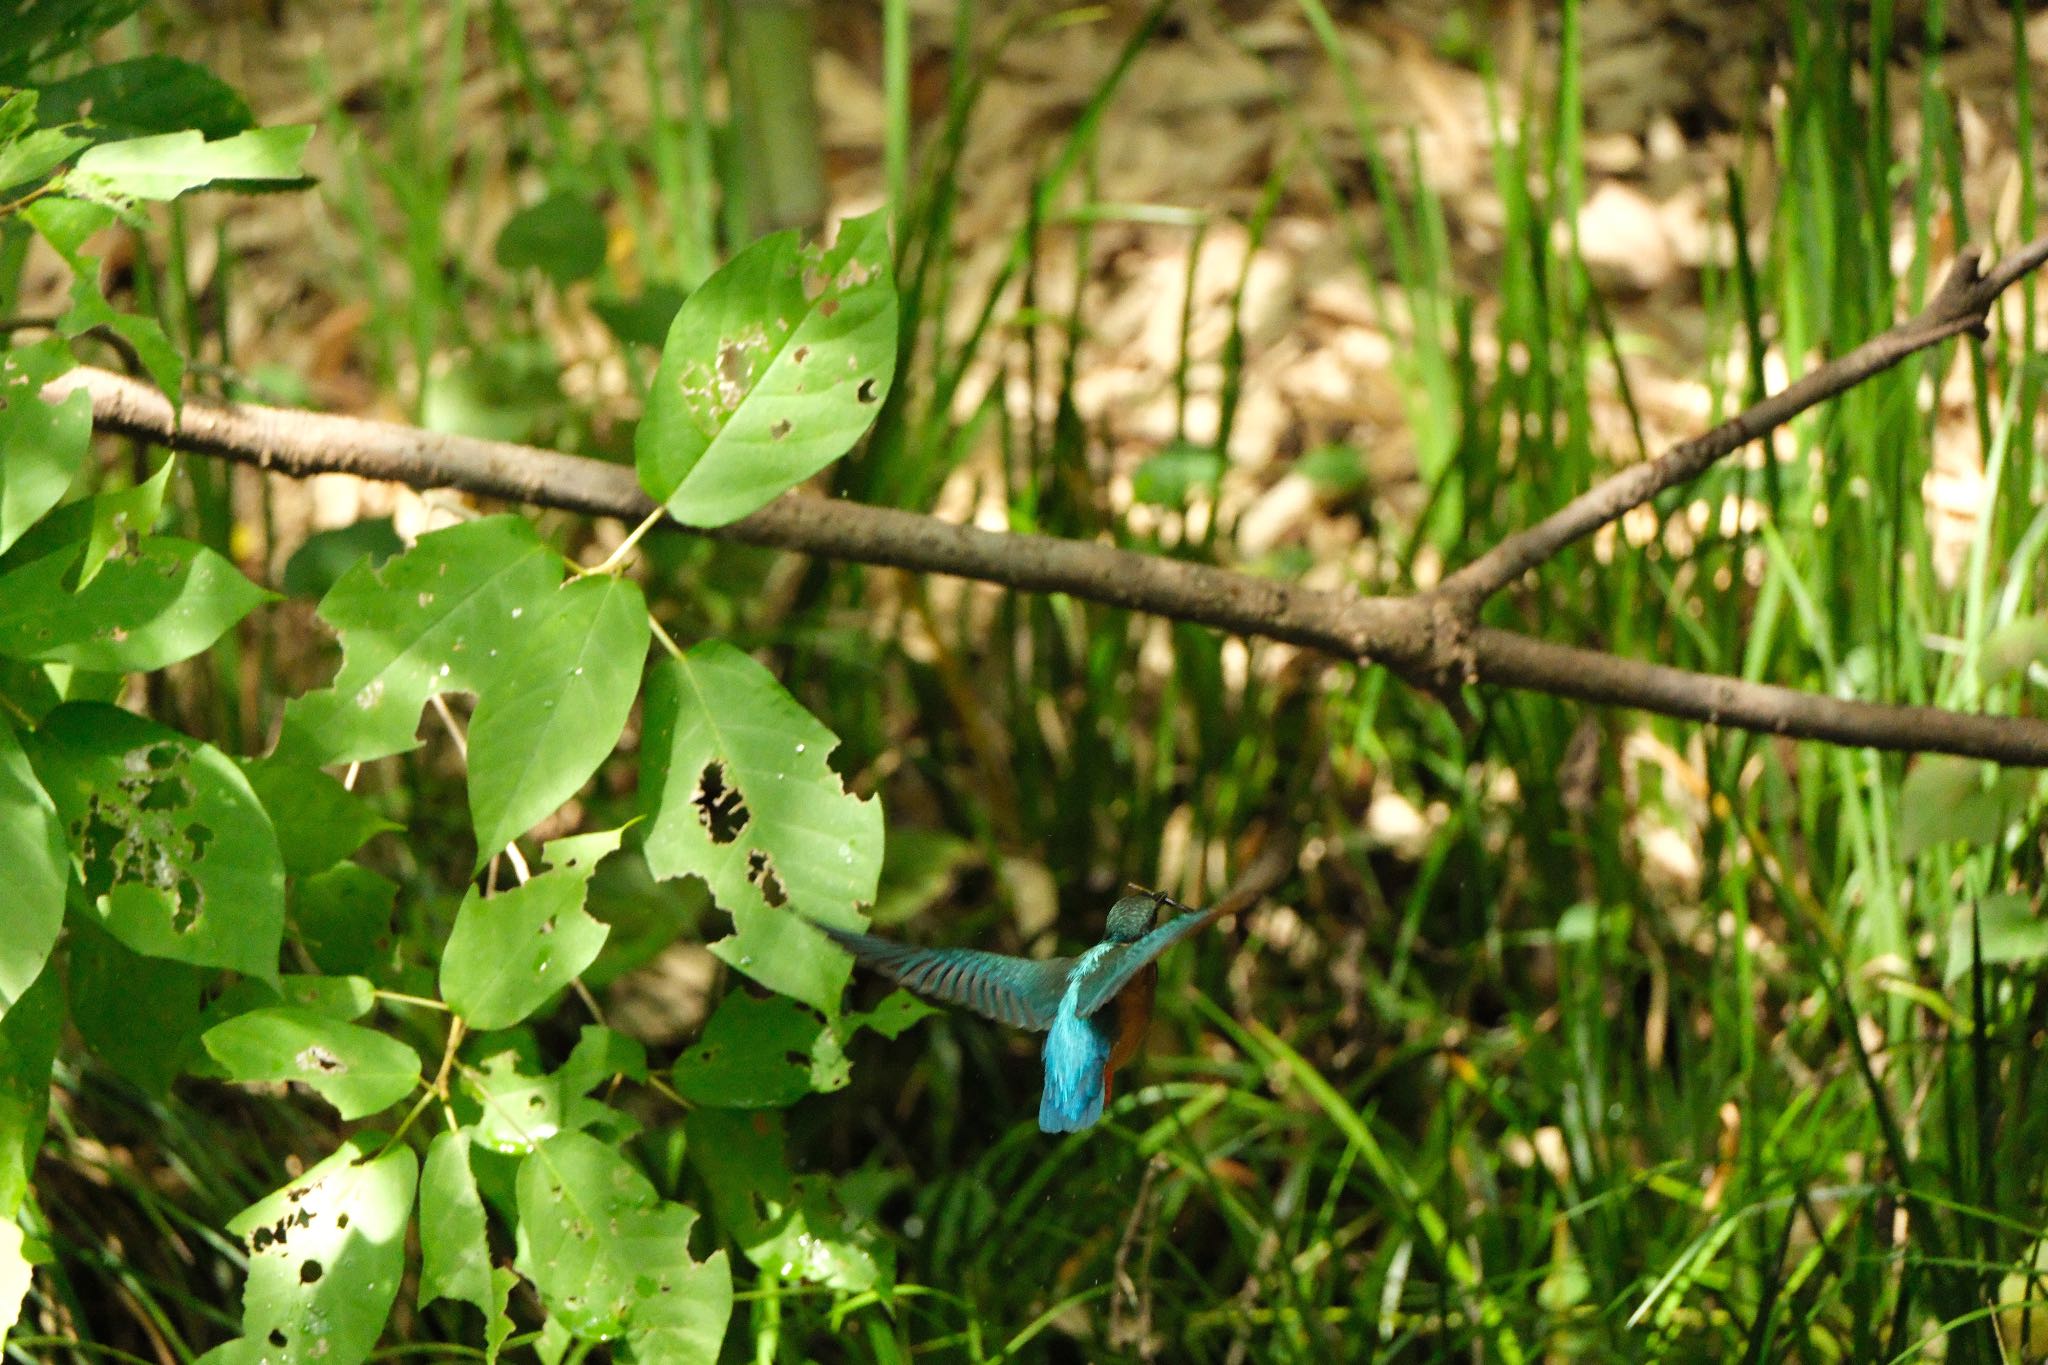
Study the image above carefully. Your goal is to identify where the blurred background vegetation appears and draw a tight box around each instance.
[17,0,2048,1359]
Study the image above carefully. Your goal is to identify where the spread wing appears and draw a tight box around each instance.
[813,922,1073,1031]
[1071,911,1218,1019]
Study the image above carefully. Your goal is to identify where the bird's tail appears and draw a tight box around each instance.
[1038,1009,1113,1132]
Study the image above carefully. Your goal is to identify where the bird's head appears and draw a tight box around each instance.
[1104,891,1168,943]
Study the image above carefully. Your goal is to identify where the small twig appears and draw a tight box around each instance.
[1437,233,2048,612]
[1110,1158,1162,1357]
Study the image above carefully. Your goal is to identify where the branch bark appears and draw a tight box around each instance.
[45,363,2048,767]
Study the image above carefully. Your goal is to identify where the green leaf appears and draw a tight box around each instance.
[78,457,171,587]
[638,641,882,1012]
[36,55,255,139]
[687,1108,882,1291]
[0,341,91,558]
[28,703,285,976]
[1296,442,1367,494]
[420,1131,495,1316]
[1899,758,2035,860]
[18,195,114,258]
[463,1051,562,1155]
[637,209,897,526]
[0,724,64,1020]
[484,1267,517,1364]
[70,124,314,200]
[0,0,145,84]
[65,919,206,1096]
[418,340,564,445]
[0,968,61,1217]
[1982,617,2048,687]
[203,1007,421,1119]
[293,863,397,977]
[239,757,396,878]
[279,517,402,600]
[845,988,939,1042]
[272,518,544,759]
[0,536,270,672]
[495,190,607,286]
[514,1130,731,1350]
[592,283,685,349]
[0,91,87,194]
[1131,441,1226,505]
[672,991,826,1109]
[274,974,375,1020]
[1946,893,2048,984]
[627,1252,734,1365]
[441,828,621,1029]
[466,574,648,867]
[556,1025,647,1097]
[60,271,185,399]
[277,522,613,844]
[220,1140,417,1365]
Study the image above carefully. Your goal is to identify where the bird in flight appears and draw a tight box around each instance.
[812,890,1223,1132]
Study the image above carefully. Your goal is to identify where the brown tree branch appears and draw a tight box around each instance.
[1436,234,2048,611]
[45,364,2048,766]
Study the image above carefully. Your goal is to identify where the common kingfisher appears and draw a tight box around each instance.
[813,891,1220,1133]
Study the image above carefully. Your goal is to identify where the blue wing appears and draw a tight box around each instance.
[1071,911,1217,1019]
[813,922,1073,1031]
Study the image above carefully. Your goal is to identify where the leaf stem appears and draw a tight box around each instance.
[579,505,668,577]
[648,611,690,661]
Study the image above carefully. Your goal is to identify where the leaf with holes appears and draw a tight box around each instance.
[463,1050,563,1155]
[441,828,621,1029]
[0,535,271,672]
[213,1139,416,1365]
[687,1108,883,1292]
[420,1130,496,1318]
[514,1130,731,1350]
[203,1007,421,1119]
[0,340,90,558]
[274,515,561,766]
[79,457,172,587]
[274,516,643,864]
[637,208,896,526]
[26,703,283,977]
[466,574,647,868]
[671,990,827,1109]
[0,723,64,1021]
[638,641,882,1013]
